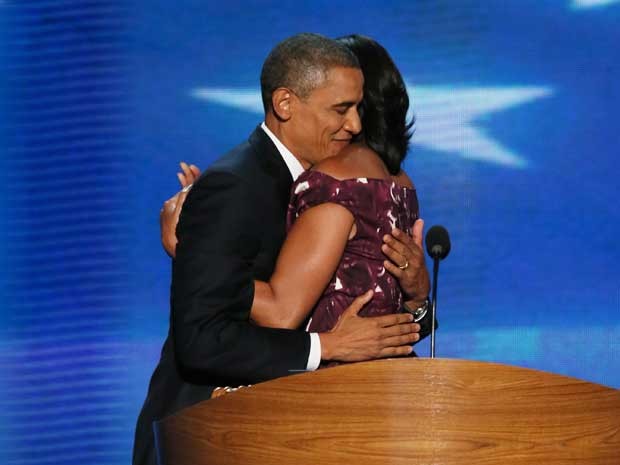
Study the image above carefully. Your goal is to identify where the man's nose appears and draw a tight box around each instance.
[343,108,362,135]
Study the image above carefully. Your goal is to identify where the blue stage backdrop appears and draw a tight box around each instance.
[1,1,619,464]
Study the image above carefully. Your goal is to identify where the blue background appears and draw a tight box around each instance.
[1,1,619,463]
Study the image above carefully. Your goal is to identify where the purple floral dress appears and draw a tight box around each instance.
[287,170,419,333]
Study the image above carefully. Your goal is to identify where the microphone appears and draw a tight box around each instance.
[425,225,451,358]
[426,225,451,260]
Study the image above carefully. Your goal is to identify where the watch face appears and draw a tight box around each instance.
[413,307,428,322]
[409,299,429,322]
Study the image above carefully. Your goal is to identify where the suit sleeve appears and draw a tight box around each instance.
[416,311,438,342]
[172,171,311,384]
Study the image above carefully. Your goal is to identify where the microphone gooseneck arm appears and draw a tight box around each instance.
[425,225,451,359]
[430,256,439,358]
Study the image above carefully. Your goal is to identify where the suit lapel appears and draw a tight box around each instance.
[248,126,295,211]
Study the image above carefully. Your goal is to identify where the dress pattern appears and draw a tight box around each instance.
[287,170,419,333]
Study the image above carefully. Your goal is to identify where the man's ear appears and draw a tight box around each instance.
[271,87,294,121]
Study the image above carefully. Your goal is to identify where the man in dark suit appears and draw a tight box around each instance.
[133,33,430,465]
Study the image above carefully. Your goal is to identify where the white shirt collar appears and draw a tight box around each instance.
[260,122,305,181]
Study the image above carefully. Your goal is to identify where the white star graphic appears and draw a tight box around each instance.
[408,85,552,167]
[192,84,553,168]
[571,0,620,9]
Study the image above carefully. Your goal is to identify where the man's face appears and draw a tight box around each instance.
[287,66,364,167]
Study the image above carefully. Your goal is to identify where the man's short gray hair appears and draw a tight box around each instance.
[260,33,360,112]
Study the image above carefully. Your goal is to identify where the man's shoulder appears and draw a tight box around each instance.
[207,140,256,176]
[206,128,276,177]
[191,128,282,197]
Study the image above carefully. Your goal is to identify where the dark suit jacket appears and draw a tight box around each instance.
[133,127,311,465]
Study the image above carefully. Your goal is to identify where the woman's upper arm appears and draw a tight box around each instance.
[265,201,354,328]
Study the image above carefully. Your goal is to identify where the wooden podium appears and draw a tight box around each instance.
[155,359,620,464]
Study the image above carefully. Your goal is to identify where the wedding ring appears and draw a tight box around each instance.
[398,259,409,270]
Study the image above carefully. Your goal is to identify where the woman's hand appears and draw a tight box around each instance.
[160,162,201,258]
[176,162,201,188]
[381,219,430,307]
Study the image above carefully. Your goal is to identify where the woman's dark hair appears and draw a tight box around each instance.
[337,35,414,175]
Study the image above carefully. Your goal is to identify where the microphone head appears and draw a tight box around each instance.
[425,225,451,260]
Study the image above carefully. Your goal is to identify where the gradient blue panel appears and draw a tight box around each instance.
[1,1,132,464]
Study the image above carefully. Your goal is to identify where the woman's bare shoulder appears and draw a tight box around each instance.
[393,170,415,189]
[312,144,389,181]
[312,145,414,189]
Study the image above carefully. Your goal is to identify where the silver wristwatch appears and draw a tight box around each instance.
[403,298,430,322]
